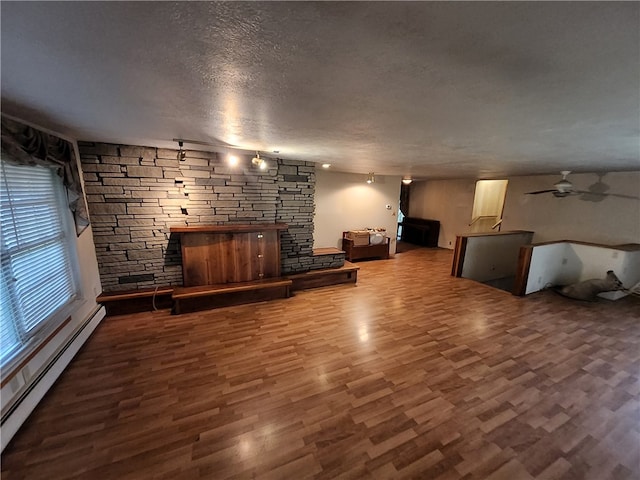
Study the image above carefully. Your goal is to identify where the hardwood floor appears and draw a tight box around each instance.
[3,248,639,479]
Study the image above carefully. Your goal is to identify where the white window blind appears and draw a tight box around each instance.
[0,160,77,367]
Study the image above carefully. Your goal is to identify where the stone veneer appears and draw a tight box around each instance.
[309,252,345,270]
[78,142,316,292]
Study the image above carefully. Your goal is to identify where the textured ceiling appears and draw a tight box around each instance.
[1,2,639,179]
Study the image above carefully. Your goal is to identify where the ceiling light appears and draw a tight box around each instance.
[252,152,267,170]
[322,163,331,169]
[366,173,375,184]
[402,177,413,185]
[227,154,239,167]
[177,141,186,161]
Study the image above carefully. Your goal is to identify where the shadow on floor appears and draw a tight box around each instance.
[395,241,424,254]
[482,276,515,293]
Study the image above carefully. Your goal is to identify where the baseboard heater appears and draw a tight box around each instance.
[1,305,106,452]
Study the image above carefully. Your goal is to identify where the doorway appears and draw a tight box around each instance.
[470,180,508,233]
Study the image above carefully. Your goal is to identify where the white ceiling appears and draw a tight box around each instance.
[1,2,639,179]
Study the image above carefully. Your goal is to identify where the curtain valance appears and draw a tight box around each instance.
[1,116,89,235]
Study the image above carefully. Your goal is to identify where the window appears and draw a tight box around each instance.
[1,160,79,367]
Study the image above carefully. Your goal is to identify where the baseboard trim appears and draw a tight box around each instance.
[0,305,106,452]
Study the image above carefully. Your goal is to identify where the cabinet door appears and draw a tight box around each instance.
[259,230,281,278]
[181,232,235,286]
[180,230,281,286]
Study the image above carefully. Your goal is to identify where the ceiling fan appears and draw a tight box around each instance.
[525,171,638,200]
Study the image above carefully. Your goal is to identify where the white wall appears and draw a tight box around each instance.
[461,232,533,282]
[570,244,639,300]
[408,179,475,248]
[409,171,640,248]
[1,122,104,451]
[525,242,639,300]
[314,170,402,254]
[526,243,580,294]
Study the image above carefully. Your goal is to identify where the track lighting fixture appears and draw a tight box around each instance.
[177,141,186,161]
[366,173,375,184]
[172,139,276,172]
[251,152,267,170]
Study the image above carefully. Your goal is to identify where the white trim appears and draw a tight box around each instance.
[0,305,106,452]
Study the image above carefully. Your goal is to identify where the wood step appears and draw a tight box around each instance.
[312,247,345,256]
[172,278,292,314]
[288,262,359,291]
[97,287,174,316]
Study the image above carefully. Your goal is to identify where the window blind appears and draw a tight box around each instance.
[0,161,77,366]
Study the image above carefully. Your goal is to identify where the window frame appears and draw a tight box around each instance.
[0,160,83,372]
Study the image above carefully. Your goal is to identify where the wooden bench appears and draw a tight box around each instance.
[172,278,292,314]
[341,233,390,261]
[288,261,359,291]
[97,287,174,316]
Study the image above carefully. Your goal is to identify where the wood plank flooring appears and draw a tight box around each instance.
[2,248,639,479]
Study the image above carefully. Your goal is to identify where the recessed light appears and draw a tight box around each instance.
[322,163,331,169]
[402,178,413,185]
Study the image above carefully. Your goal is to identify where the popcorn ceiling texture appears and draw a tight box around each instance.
[78,142,335,292]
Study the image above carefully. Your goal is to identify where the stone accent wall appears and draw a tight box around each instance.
[310,252,346,270]
[277,160,315,274]
[78,142,316,292]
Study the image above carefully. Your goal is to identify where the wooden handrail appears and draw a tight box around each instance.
[468,215,496,226]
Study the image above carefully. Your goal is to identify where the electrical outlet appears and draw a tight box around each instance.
[612,251,619,259]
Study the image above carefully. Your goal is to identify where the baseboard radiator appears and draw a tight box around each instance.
[1,305,106,452]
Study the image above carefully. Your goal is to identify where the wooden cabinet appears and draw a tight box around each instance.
[171,224,287,286]
[399,217,440,247]
[341,234,390,261]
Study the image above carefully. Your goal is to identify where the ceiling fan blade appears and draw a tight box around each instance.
[575,190,640,200]
[525,189,557,195]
